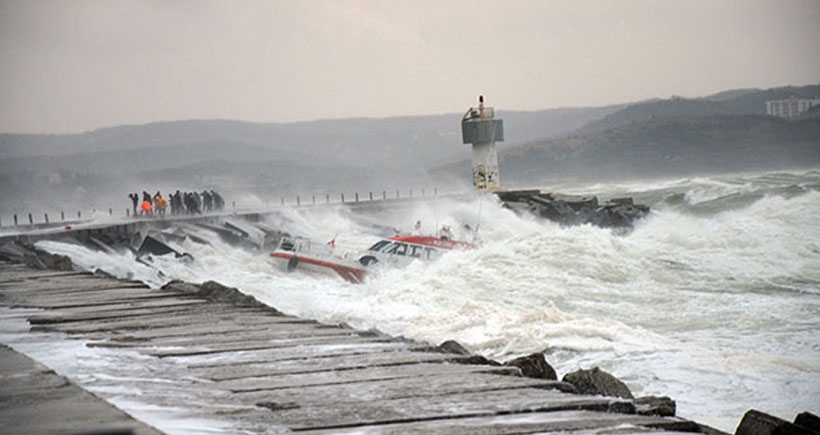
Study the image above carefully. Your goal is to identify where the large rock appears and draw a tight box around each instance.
[496,189,649,229]
[0,241,73,271]
[436,340,500,366]
[735,409,819,435]
[561,366,634,399]
[438,340,471,355]
[137,235,183,258]
[794,412,820,434]
[136,235,194,266]
[503,353,557,380]
[162,280,276,310]
[633,396,676,417]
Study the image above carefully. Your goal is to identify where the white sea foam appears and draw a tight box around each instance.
[15,169,820,432]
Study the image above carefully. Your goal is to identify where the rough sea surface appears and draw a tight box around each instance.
[5,168,819,433]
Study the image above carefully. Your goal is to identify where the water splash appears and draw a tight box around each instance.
[28,169,820,432]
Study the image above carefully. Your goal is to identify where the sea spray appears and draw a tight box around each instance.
[29,169,820,432]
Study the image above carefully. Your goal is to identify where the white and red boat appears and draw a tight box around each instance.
[269,233,474,284]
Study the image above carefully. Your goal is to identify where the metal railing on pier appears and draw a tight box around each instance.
[0,186,447,229]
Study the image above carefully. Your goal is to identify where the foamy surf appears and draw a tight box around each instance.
[22,168,820,432]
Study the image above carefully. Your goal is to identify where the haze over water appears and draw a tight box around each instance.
[12,168,820,433]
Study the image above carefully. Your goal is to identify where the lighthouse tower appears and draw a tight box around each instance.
[461,95,504,190]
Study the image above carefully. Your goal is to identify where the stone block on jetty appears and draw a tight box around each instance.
[161,279,274,310]
[503,352,558,380]
[561,366,634,399]
[736,410,820,435]
[136,234,194,264]
[795,412,820,433]
[438,339,471,355]
[137,235,184,258]
[0,241,73,271]
[633,396,677,417]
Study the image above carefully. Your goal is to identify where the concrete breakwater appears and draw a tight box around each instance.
[3,213,816,432]
[2,245,710,434]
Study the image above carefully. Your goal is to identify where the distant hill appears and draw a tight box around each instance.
[0,105,621,164]
[0,140,292,175]
[575,84,820,136]
[495,115,820,184]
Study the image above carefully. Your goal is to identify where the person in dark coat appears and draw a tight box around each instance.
[212,190,225,211]
[128,193,138,216]
[142,191,152,205]
[193,192,202,214]
[174,190,183,215]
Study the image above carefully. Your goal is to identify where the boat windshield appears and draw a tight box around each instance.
[368,240,391,252]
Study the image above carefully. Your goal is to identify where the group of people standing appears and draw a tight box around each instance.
[128,190,225,217]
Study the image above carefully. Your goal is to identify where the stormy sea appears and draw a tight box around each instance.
[3,168,819,433]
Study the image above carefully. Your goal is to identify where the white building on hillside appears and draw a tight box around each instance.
[766,97,820,120]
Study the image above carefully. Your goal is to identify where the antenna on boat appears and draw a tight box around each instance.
[433,189,439,238]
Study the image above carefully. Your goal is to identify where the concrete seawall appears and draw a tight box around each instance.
[1,260,721,434]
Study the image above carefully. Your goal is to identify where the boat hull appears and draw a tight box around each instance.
[269,251,367,284]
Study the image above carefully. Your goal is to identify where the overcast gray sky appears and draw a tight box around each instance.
[1,0,819,134]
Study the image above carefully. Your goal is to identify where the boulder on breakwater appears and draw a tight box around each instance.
[495,189,650,229]
[735,410,820,435]
[137,234,188,259]
[0,241,73,271]
[561,366,635,399]
[161,279,277,311]
[503,352,557,380]
[436,342,684,420]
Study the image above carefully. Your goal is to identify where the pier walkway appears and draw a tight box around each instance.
[0,261,712,434]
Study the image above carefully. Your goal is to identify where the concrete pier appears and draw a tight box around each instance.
[0,260,717,434]
[0,343,163,434]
